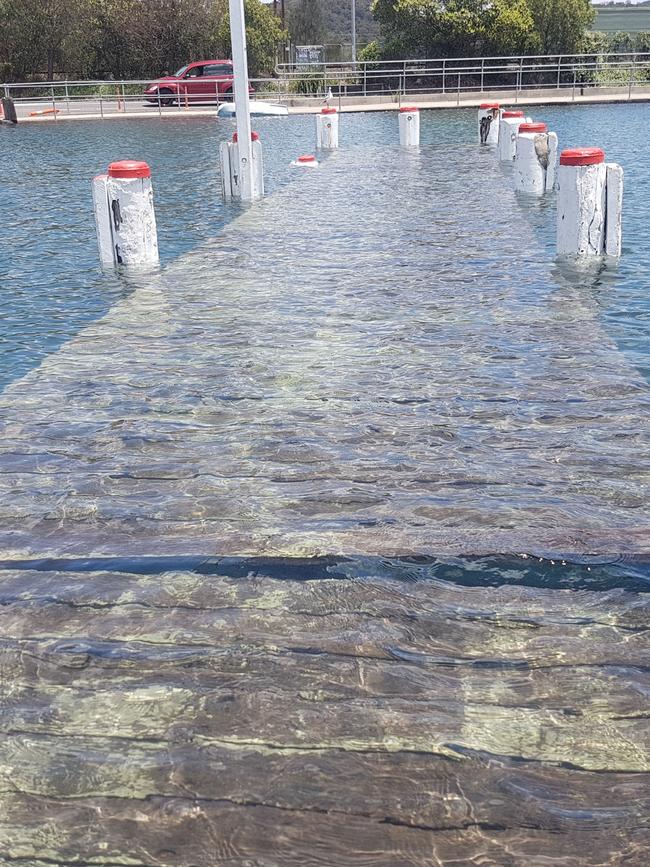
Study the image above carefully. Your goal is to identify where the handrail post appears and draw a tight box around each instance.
[457,72,460,105]
[557,55,562,90]
[572,69,576,101]
[51,85,57,120]
[65,82,70,114]
[629,58,634,100]
[481,57,484,92]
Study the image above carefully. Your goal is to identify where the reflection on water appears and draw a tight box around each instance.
[0,110,649,865]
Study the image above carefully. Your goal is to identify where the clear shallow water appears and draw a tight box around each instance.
[1,104,650,386]
[0,107,649,865]
[0,555,648,865]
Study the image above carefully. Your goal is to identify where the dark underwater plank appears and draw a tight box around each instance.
[1,733,647,834]
[1,792,648,866]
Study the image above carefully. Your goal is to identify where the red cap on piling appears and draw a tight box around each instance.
[108,160,151,179]
[400,106,419,113]
[232,131,260,143]
[321,107,337,114]
[519,122,547,133]
[480,102,500,109]
[298,154,316,163]
[502,110,525,118]
[560,147,605,166]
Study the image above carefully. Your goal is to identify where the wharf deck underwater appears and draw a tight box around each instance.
[0,145,648,864]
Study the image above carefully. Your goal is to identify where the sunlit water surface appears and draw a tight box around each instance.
[0,105,648,866]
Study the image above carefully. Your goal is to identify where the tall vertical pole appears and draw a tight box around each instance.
[228,0,254,201]
[351,0,356,63]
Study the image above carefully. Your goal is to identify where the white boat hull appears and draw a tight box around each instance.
[217,101,289,118]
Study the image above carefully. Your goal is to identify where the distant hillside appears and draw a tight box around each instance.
[593,4,650,31]
[286,0,379,44]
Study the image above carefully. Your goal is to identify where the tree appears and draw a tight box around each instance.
[215,0,287,76]
[0,0,91,79]
[483,0,536,57]
[523,0,595,55]
[370,0,534,59]
[287,0,325,46]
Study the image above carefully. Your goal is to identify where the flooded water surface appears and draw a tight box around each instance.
[0,107,648,865]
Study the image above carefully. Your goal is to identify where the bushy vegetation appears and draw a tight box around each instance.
[0,0,286,81]
[369,0,596,59]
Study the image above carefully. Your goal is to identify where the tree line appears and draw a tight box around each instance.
[0,0,286,81]
[365,0,596,60]
[1,0,648,83]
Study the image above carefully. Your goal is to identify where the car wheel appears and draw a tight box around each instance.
[158,87,176,107]
[222,88,234,102]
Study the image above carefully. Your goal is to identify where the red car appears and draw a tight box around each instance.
[144,60,253,105]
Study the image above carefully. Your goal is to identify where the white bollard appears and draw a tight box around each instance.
[399,105,420,148]
[478,102,500,146]
[92,160,159,269]
[513,122,558,195]
[556,147,623,258]
[220,131,264,200]
[290,154,319,168]
[316,107,339,149]
[498,110,527,162]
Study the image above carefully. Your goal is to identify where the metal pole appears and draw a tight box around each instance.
[351,0,356,63]
[228,0,254,201]
[629,58,634,100]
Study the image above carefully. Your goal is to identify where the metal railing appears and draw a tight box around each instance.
[275,51,650,99]
[3,51,650,118]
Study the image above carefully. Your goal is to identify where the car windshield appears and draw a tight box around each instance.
[174,65,188,77]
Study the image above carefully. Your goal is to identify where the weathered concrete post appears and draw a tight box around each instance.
[513,122,558,195]
[316,107,339,149]
[221,131,264,200]
[557,147,623,258]
[92,160,159,269]
[399,106,420,148]
[0,97,18,124]
[478,102,500,145]
[498,110,527,162]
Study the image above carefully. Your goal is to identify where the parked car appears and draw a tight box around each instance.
[144,60,254,106]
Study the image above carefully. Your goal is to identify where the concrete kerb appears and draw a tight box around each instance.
[14,85,650,123]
